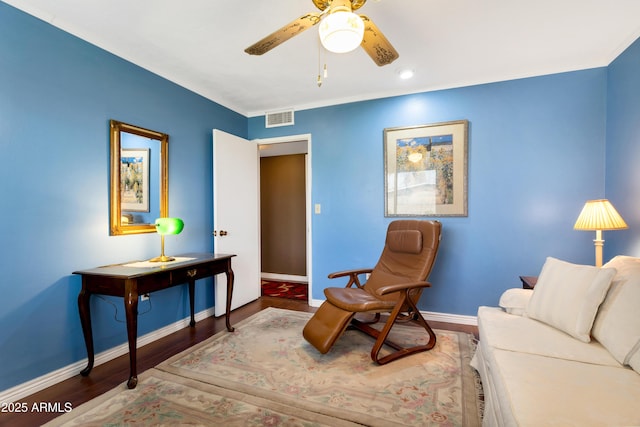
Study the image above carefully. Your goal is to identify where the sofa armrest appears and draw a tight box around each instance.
[499,288,533,316]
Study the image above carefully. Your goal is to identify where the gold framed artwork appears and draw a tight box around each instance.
[120,148,150,212]
[110,119,168,236]
[384,120,468,217]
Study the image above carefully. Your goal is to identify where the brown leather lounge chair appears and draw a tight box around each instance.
[302,220,442,364]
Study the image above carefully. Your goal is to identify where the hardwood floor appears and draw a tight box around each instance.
[0,297,477,426]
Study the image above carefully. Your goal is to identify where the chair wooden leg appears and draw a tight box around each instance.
[350,291,437,365]
[351,319,404,351]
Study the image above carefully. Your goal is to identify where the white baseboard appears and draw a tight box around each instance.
[261,273,308,283]
[309,298,325,308]
[424,310,477,326]
[309,298,477,326]
[0,307,215,404]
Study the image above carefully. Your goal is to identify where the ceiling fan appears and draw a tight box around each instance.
[244,0,399,66]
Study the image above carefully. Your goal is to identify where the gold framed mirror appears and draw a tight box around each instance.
[110,120,169,235]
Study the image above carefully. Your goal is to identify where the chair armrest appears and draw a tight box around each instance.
[328,268,373,289]
[376,281,431,296]
[328,268,373,279]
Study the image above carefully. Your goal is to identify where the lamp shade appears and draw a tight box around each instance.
[155,217,184,235]
[573,199,628,231]
[319,10,364,53]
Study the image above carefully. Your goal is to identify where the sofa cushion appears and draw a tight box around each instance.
[526,257,616,342]
[627,348,640,375]
[498,288,533,316]
[477,306,620,367]
[490,348,640,426]
[593,255,640,367]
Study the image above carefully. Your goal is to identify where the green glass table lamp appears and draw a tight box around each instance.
[150,217,184,262]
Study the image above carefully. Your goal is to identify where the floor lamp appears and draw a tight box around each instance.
[574,199,627,267]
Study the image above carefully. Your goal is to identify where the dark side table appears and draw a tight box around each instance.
[73,252,235,388]
[519,275,538,289]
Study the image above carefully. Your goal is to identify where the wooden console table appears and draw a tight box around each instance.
[73,252,235,389]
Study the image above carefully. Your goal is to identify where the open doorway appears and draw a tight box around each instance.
[258,136,311,301]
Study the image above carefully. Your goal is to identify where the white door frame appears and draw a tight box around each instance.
[255,134,313,304]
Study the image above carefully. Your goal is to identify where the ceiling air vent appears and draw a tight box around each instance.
[265,110,294,128]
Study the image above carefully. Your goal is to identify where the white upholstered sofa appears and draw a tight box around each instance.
[471,255,640,426]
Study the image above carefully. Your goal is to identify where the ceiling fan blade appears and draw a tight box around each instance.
[313,0,367,11]
[245,13,322,56]
[360,15,399,66]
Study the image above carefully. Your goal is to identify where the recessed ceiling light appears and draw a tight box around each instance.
[398,68,415,80]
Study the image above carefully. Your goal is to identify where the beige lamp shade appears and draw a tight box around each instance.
[574,199,627,267]
[573,199,628,231]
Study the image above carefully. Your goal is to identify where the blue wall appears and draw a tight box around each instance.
[605,37,640,256]
[0,3,245,391]
[2,0,638,394]
[250,69,609,315]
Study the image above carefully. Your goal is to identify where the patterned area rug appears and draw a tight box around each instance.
[45,369,358,426]
[261,280,308,300]
[46,308,481,426]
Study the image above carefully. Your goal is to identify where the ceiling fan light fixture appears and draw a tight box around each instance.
[319,10,365,53]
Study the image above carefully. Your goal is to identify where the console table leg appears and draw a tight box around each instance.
[225,264,235,332]
[74,254,236,387]
[124,281,139,389]
[188,280,196,327]
[77,285,94,376]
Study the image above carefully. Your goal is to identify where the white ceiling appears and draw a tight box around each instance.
[4,0,640,117]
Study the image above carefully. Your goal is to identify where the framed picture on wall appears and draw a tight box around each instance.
[120,148,150,212]
[384,120,468,217]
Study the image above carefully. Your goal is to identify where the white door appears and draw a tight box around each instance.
[212,129,260,315]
